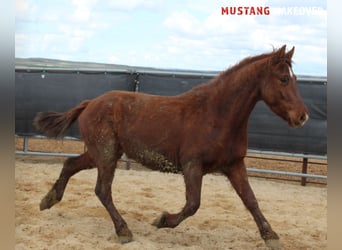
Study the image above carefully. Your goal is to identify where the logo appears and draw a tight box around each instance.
[221,6,270,15]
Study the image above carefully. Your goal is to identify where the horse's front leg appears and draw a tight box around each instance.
[222,160,280,249]
[152,161,203,228]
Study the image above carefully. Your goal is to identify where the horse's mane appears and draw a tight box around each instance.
[217,47,291,80]
[184,48,293,98]
[186,50,275,95]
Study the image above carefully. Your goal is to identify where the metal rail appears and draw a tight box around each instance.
[15,150,80,158]
[15,63,327,84]
[15,148,327,180]
[247,149,327,160]
[247,167,327,179]
[15,136,327,183]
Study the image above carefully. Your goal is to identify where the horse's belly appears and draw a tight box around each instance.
[124,145,180,173]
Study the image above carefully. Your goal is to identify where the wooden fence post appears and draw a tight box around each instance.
[301,157,308,186]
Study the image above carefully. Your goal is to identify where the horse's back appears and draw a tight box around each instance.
[77,90,185,163]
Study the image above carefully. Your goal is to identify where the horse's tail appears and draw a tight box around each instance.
[33,100,91,138]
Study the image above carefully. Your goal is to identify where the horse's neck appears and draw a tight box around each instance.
[209,69,261,130]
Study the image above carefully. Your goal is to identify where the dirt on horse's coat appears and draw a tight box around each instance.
[34,45,309,249]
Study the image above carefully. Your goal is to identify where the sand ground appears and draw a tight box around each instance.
[15,159,326,250]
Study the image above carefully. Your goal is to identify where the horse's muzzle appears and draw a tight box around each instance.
[289,112,309,128]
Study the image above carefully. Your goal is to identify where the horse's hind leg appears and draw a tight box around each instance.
[40,152,94,210]
[222,160,280,249]
[94,153,133,244]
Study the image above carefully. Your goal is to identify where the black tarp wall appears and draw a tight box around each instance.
[15,66,326,156]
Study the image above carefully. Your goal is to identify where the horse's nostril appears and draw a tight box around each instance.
[300,113,308,124]
[300,115,305,122]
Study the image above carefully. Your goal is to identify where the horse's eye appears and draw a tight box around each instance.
[279,76,289,84]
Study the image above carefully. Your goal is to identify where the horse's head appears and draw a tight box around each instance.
[261,45,309,128]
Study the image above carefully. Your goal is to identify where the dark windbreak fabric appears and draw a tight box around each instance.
[15,63,326,156]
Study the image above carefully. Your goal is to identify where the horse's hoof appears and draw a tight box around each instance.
[119,235,133,244]
[152,211,169,228]
[117,227,133,244]
[40,189,59,210]
[265,239,281,249]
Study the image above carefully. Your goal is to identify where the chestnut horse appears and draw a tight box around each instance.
[34,45,308,249]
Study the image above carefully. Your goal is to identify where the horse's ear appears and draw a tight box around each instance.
[276,45,286,58]
[271,45,286,64]
[286,46,295,59]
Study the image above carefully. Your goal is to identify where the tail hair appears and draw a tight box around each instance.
[33,100,90,138]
